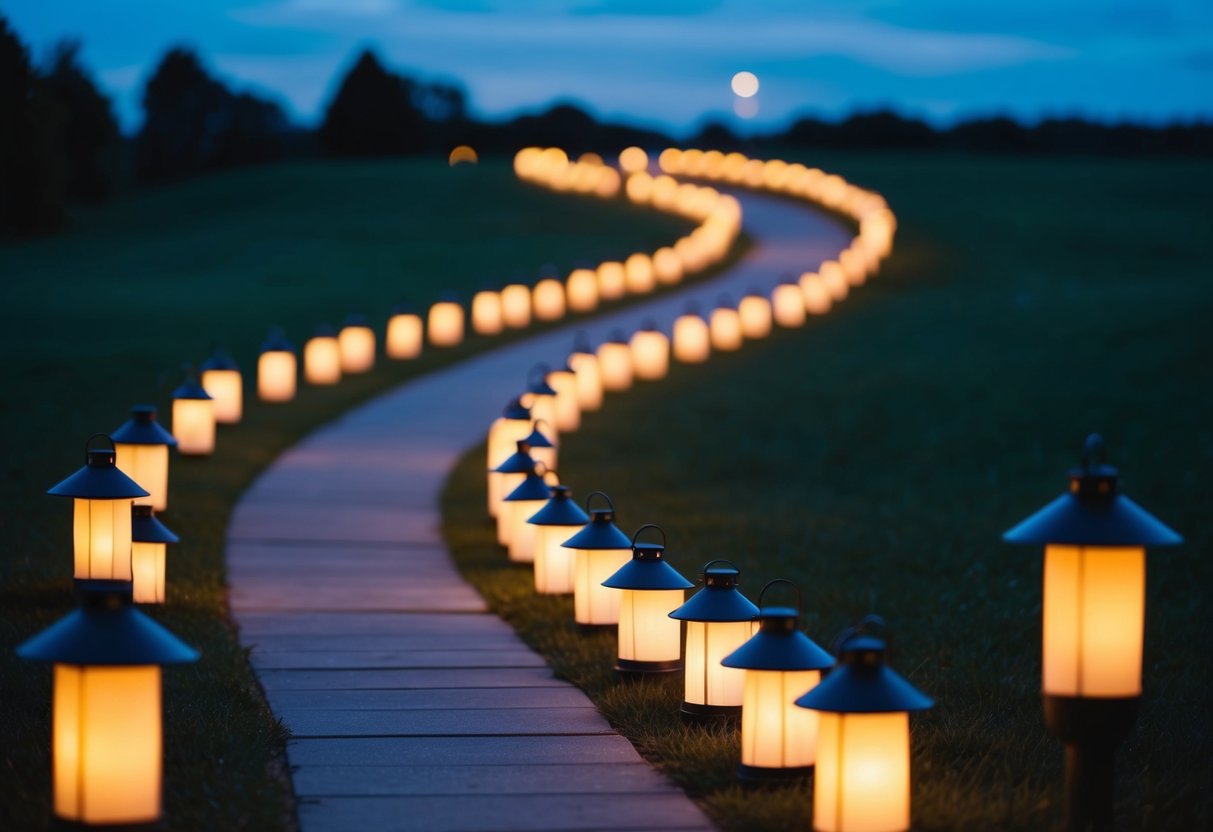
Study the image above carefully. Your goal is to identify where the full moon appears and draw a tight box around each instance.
[731,71,759,98]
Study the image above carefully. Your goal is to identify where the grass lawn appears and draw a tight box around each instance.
[0,156,708,830]
[441,152,1213,831]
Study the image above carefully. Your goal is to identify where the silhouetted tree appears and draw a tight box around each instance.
[0,15,64,235]
[320,50,426,156]
[42,41,120,200]
[946,116,1033,153]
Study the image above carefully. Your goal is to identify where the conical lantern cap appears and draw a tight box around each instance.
[561,495,631,550]
[131,505,179,544]
[602,527,694,591]
[527,486,590,527]
[343,313,369,328]
[525,424,554,449]
[504,468,552,502]
[200,347,239,372]
[492,443,535,475]
[111,405,177,447]
[722,608,834,671]
[48,437,150,499]
[502,397,531,420]
[669,561,759,622]
[260,327,294,354]
[795,634,933,714]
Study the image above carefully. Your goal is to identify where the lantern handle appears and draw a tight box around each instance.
[833,613,887,655]
[758,578,801,612]
[85,433,115,460]
[701,558,739,574]
[1082,433,1106,471]
[630,523,666,549]
[584,491,614,513]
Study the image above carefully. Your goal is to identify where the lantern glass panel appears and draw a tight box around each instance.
[710,309,743,351]
[257,351,297,402]
[631,331,669,380]
[1042,544,1145,697]
[673,315,710,363]
[814,711,910,832]
[741,669,821,769]
[566,269,598,312]
[684,620,755,707]
[507,499,548,563]
[534,524,581,594]
[53,664,162,825]
[597,343,633,391]
[568,353,603,411]
[114,443,168,512]
[172,398,215,455]
[73,498,133,580]
[738,296,773,339]
[533,280,566,320]
[573,548,631,625]
[618,588,684,663]
[386,314,423,358]
[501,285,532,328]
[304,337,342,384]
[200,369,243,423]
[548,373,580,433]
[472,291,504,335]
[132,541,167,604]
[338,327,376,373]
[494,471,528,539]
[428,303,465,346]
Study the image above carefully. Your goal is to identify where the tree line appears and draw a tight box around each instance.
[2,12,1210,237]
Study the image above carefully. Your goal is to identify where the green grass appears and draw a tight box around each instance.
[441,152,1213,831]
[0,156,711,830]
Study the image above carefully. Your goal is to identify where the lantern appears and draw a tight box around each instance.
[738,291,773,340]
[386,304,424,359]
[796,622,934,832]
[597,330,634,392]
[170,369,215,456]
[533,278,566,321]
[710,301,744,352]
[49,435,149,581]
[673,306,711,364]
[568,336,604,412]
[561,492,633,626]
[199,347,242,424]
[500,283,532,329]
[485,398,532,517]
[18,581,198,827]
[601,525,693,675]
[721,580,834,781]
[491,441,535,542]
[527,485,589,594]
[428,295,465,346]
[304,324,342,385]
[523,366,559,437]
[1003,434,1180,831]
[111,406,176,512]
[819,260,850,301]
[669,560,759,719]
[131,505,178,604]
[524,421,557,472]
[625,252,655,294]
[502,462,552,563]
[653,246,683,285]
[338,314,376,374]
[471,288,504,335]
[566,267,599,313]
[597,261,626,301]
[800,272,833,315]
[630,321,670,381]
[772,280,807,328]
[546,364,580,433]
[257,327,297,402]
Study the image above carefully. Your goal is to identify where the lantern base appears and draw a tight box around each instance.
[735,762,812,785]
[680,701,742,722]
[54,817,160,831]
[1043,695,1139,832]
[615,658,682,677]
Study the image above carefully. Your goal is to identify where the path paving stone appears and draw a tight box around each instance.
[228,189,850,831]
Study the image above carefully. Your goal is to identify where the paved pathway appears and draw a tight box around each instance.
[227,190,852,832]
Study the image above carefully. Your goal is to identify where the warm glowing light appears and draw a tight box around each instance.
[568,349,603,412]
[500,284,532,329]
[304,330,342,385]
[618,146,649,174]
[618,589,685,665]
[428,299,465,346]
[685,620,755,708]
[529,486,588,594]
[839,247,868,287]
[739,293,773,340]
[597,336,634,392]
[658,147,683,173]
[710,306,744,351]
[111,408,174,512]
[503,468,552,563]
[485,404,532,517]
[257,330,297,403]
[448,144,478,166]
[731,71,759,98]
[533,279,566,321]
[625,171,654,204]
[131,506,176,605]
[546,365,580,433]
[199,354,242,424]
[800,272,833,315]
[673,311,710,363]
[338,320,376,374]
[630,326,669,381]
[819,260,851,301]
[566,268,598,313]
[597,261,627,300]
[652,246,683,285]
[471,290,504,335]
[386,310,423,359]
[625,252,655,294]
[814,712,910,832]
[772,282,807,328]
[741,670,823,769]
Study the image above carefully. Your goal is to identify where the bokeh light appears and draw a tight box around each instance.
[731,71,759,98]
[448,145,478,166]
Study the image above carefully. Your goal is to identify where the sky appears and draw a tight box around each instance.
[5,0,1212,136]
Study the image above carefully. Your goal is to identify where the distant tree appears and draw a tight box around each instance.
[947,116,1033,153]
[320,50,426,156]
[42,40,120,200]
[837,110,936,149]
[0,15,64,235]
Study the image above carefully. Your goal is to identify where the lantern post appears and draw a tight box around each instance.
[1003,434,1181,831]
[523,365,559,438]
[738,289,773,340]
[709,297,744,352]
[561,492,633,627]
[111,406,176,512]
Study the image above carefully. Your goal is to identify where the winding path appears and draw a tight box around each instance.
[227,189,852,831]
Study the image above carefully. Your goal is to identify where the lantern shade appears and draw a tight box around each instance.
[428,298,465,346]
[597,332,634,392]
[199,348,242,425]
[796,635,934,714]
[386,307,423,359]
[528,485,590,594]
[170,376,215,455]
[110,407,175,512]
[131,506,177,605]
[502,467,553,562]
[561,494,633,626]
[630,323,669,381]
[304,326,342,385]
[257,328,297,402]
[338,315,376,374]
[602,527,693,673]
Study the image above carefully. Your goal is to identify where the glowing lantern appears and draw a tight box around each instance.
[386,305,424,359]
[524,366,559,436]
[625,252,655,294]
[448,144,478,166]
[111,406,176,512]
[721,580,834,781]
[304,324,342,385]
[568,337,604,412]
[738,291,773,340]
[601,524,693,675]
[48,436,149,581]
[486,398,532,516]
[652,246,683,285]
[502,463,552,562]
[199,347,242,424]
[597,261,626,301]
[796,622,934,832]
[566,268,599,313]
[561,492,633,626]
[710,300,744,352]
[819,260,850,301]
[630,321,669,381]
[428,295,465,346]
[618,146,649,174]
[597,330,634,392]
[492,441,535,543]
[668,560,759,719]
[772,280,807,328]
[799,272,833,316]
[673,306,711,364]
[500,283,532,329]
[524,421,557,472]
[130,506,177,604]
[528,485,590,595]
[533,278,566,321]
[18,581,198,827]
[170,369,215,456]
[338,314,376,374]
[472,288,504,335]
[839,247,868,287]
[257,328,297,402]
[546,364,581,433]
[1003,434,1180,830]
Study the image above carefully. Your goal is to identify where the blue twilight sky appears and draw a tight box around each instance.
[4,0,1212,135]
